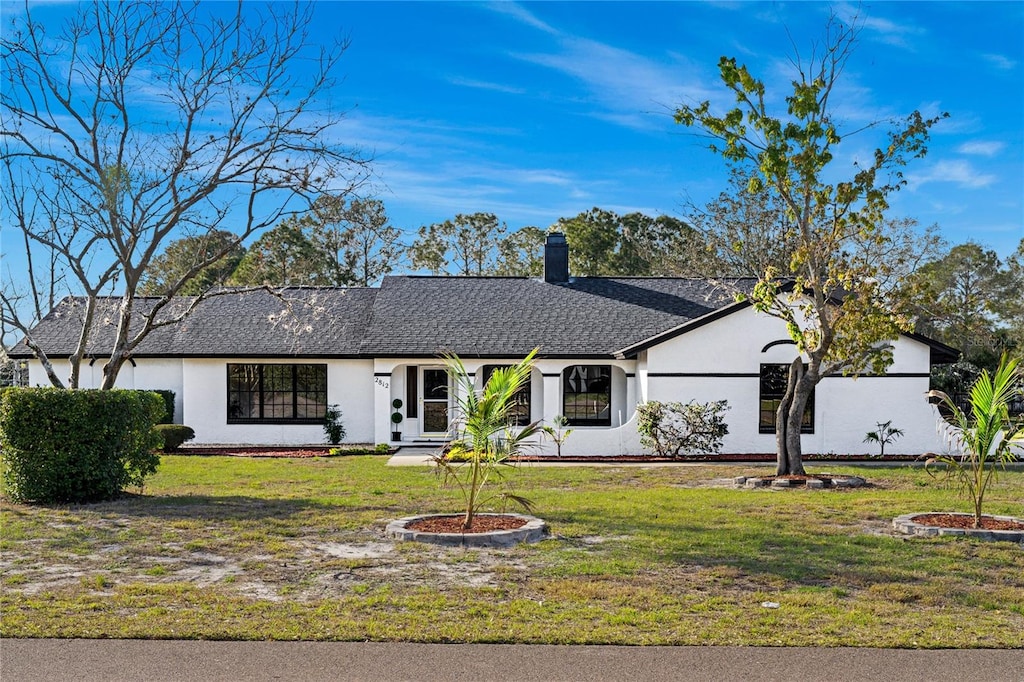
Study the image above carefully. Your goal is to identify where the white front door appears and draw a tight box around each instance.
[420,367,450,435]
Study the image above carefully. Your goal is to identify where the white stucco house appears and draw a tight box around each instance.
[10,234,957,456]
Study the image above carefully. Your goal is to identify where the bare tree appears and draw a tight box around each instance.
[1,1,368,388]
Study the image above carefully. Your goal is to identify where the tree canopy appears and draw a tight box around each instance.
[675,16,946,474]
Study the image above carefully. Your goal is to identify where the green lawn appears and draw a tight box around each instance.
[1,455,1022,647]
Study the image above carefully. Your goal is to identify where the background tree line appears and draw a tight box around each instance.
[144,187,1024,381]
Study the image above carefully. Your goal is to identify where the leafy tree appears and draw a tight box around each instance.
[675,16,945,475]
[311,197,404,287]
[141,231,246,296]
[408,213,507,276]
[496,226,546,276]
[229,218,344,286]
[995,238,1024,359]
[618,213,702,276]
[555,208,621,276]
[912,242,1012,366]
[686,170,799,278]
[1,1,367,389]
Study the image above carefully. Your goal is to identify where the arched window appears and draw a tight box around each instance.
[563,365,611,426]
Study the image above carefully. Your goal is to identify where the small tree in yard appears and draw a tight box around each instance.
[925,355,1023,528]
[675,15,945,475]
[637,400,730,459]
[432,349,541,531]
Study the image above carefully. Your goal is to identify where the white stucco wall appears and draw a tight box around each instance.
[643,306,947,455]
[181,358,375,445]
[26,358,185,423]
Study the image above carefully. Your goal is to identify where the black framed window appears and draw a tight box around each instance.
[563,365,611,426]
[759,364,814,434]
[227,364,327,424]
[481,365,532,426]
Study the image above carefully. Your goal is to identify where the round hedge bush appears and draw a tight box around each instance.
[0,388,164,503]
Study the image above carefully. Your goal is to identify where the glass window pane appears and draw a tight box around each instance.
[423,401,448,432]
[563,365,611,426]
[227,363,327,423]
[423,369,449,399]
[759,364,813,434]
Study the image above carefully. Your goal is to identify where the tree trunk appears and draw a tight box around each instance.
[775,358,809,476]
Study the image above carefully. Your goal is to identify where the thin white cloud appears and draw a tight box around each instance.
[981,53,1018,71]
[957,141,1006,157]
[447,77,526,95]
[485,2,559,36]
[511,36,718,132]
[834,2,926,49]
[905,160,998,191]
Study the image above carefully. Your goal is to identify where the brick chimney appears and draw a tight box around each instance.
[544,232,569,284]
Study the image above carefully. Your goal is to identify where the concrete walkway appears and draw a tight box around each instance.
[2,640,1022,682]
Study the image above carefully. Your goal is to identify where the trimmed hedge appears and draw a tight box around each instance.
[155,424,195,452]
[143,389,175,424]
[0,388,163,503]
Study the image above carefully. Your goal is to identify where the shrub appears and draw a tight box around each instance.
[154,424,196,452]
[443,443,499,463]
[323,404,346,445]
[636,400,730,458]
[0,388,163,503]
[142,389,175,424]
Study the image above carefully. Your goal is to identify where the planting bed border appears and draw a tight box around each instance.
[736,474,866,489]
[385,513,548,548]
[892,513,1024,543]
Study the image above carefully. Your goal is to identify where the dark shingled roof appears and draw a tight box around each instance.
[11,277,753,359]
[360,276,747,357]
[10,288,378,358]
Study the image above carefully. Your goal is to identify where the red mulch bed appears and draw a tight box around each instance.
[912,513,1024,531]
[407,515,528,534]
[179,446,337,458]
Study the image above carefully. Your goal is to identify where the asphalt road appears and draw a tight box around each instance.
[2,640,1023,682]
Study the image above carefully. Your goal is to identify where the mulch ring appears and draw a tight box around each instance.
[911,513,1024,532]
[406,515,529,534]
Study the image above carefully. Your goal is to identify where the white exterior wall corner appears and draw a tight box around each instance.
[182,358,375,445]
[26,358,185,422]
[641,306,948,455]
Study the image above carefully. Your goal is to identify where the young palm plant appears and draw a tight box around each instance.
[926,354,1024,528]
[433,349,541,530]
[863,420,904,457]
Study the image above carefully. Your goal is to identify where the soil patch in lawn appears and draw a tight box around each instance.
[407,515,529,534]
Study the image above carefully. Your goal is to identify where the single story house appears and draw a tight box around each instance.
[10,234,957,456]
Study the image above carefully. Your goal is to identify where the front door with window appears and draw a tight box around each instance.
[420,367,450,435]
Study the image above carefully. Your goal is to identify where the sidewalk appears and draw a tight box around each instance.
[2,640,1022,682]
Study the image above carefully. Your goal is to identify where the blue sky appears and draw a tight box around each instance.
[321,1,1022,257]
[3,0,1022,271]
